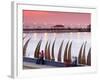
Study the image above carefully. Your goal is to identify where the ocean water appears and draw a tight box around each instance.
[23,32,91,62]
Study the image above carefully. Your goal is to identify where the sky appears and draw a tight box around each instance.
[23,10,91,28]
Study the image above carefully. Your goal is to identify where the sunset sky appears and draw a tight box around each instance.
[23,10,91,28]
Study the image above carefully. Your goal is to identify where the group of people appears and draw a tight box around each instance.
[36,50,78,66]
[36,50,45,64]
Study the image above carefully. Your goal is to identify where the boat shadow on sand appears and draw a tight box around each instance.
[23,57,85,68]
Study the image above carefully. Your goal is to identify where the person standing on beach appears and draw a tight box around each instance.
[40,50,44,64]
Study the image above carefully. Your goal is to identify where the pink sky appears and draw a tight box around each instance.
[23,10,91,28]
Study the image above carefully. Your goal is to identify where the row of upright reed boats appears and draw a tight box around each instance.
[23,37,91,66]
